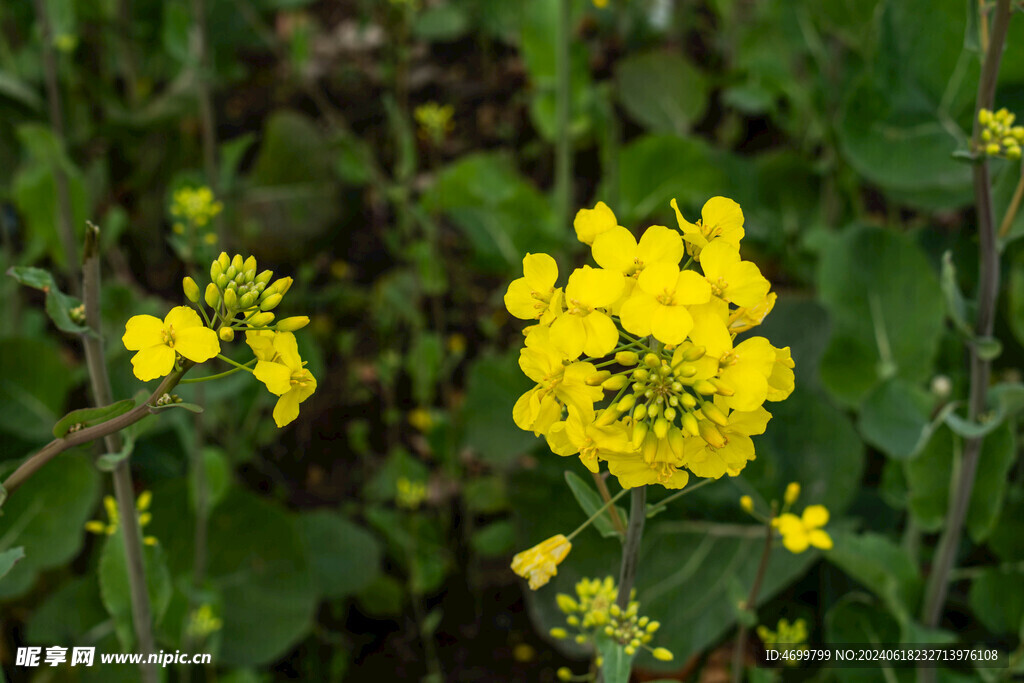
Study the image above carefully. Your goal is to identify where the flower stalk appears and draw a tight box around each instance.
[615,487,647,610]
[731,517,774,683]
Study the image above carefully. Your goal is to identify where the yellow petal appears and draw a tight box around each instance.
[637,262,679,297]
[726,407,772,436]
[272,389,302,428]
[701,196,744,246]
[670,198,700,238]
[808,529,833,550]
[782,530,810,553]
[723,261,770,308]
[254,360,293,395]
[163,305,204,331]
[635,225,684,267]
[802,505,830,528]
[174,326,221,364]
[273,332,302,370]
[523,252,558,290]
[567,266,624,308]
[123,315,164,351]
[504,278,542,319]
[591,227,638,274]
[549,314,586,360]
[650,304,693,346]
[581,311,618,357]
[574,201,617,245]
[130,345,176,381]
[618,291,658,337]
[697,239,738,278]
[245,331,276,361]
[673,270,713,305]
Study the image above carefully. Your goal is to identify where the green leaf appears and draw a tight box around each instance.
[0,454,100,599]
[969,568,1024,637]
[95,437,135,472]
[989,492,1024,562]
[7,265,91,335]
[98,530,173,649]
[298,511,382,599]
[189,446,231,514]
[857,379,933,460]
[413,3,470,41]
[615,51,708,134]
[407,332,444,406]
[597,638,636,683]
[52,399,136,438]
[0,483,6,509]
[470,520,516,557]
[825,593,902,683]
[461,350,536,466]
[966,421,1016,542]
[826,531,922,624]
[0,547,25,580]
[0,71,43,111]
[941,251,971,336]
[564,471,626,539]
[818,225,945,406]
[149,401,204,414]
[905,426,956,532]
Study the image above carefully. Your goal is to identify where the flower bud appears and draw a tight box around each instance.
[698,422,727,448]
[617,393,636,412]
[663,407,677,421]
[255,269,274,286]
[693,380,717,395]
[223,288,238,309]
[216,274,229,289]
[680,393,697,409]
[182,276,200,303]
[653,417,669,440]
[740,495,754,513]
[225,265,238,280]
[276,316,309,332]
[652,648,674,662]
[615,351,638,366]
[675,363,697,378]
[633,403,647,421]
[243,255,257,273]
[784,482,800,505]
[219,327,235,342]
[273,276,294,296]
[549,628,568,639]
[260,293,283,311]
[231,253,244,270]
[667,427,684,457]
[700,402,729,427]
[681,412,701,437]
[632,368,649,382]
[602,374,628,391]
[709,378,735,396]
[249,312,275,327]
[631,421,648,449]
[240,291,258,309]
[217,251,230,269]
[243,269,256,284]
[556,668,573,682]
[204,283,220,308]
[683,345,706,361]
[586,370,611,386]
[643,353,660,368]
[556,594,578,613]
[210,260,223,281]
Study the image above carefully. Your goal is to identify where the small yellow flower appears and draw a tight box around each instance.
[186,604,223,638]
[774,505,833,553]
[247,331,317,428]
[396,477,427,510]
[511,534,572,590]
[740,495,754,513]
[122,307,220,381]
[408,407,434,433]
[414,102,455,142]
[86,492,158,546]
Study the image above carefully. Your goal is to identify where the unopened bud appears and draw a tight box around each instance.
[680,393,697,409]
[784,482,800,505]
[556,594,578,613]
[652,648,674,662]
[681,412,700,436]
[701,402,729,427]
[240,291,258,309]
[653,418,669,440]
[255,269,274,286]
[260,293,283,311]
[219,327,235,342]
[272,276,294,296]
[217,251,230,269]
[675,363,697,378]
[225,265,238,281]
[249,312,275,327]
[709,378,735,396]
[210,260,223,281]
[663,407,677,421]
[617,393,636,412]
[602,374,628,391]
[243,268,256,284]
[223,288,238,309]
[276,316,309,332]
[694,380,717,395]
[231,253,244,270]
[667,427,684,457]
[633,403,648,421]
[740,495,754,513]
[586,370,612,386]
[182,276,200,303]
[549,628,568,639]
[683,345,706,361]
[615,351,639,366]
[243,255,257,273]
[643,353,660,368]
[216,274,229,289]
[204,283,220,308]
[631,421,648,449]
[698,422,727,448]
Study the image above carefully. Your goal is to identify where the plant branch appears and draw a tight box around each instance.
[555,0,572,230]
[615,487,647,610]
[732,518,774,683]
[920,0,1012,634]
[591,471,626,535]
[997,166,1024,239]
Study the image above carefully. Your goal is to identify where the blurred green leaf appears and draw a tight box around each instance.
[189,446,230,514]
[298,510,382,598]
[969,568,1024,637]
[0,454,99,599]
[564,471,625,539]
[827,531,921,624]
[461,349,536,466]
[356,574,405,617]
[414,3,470,41]
[407,332,443,406]
[8,265,91,335]
[0,547,25,580]
[98,530,173,648]
[818,225,945,407]
[52,399,135,438]
[615,51,708,134]
[471,520,516,557]
[366,448,429,502]
[857,379,932,460]
[25,576,107,645]
[598,638,635,683]
[825,593,902,683]
[0,72,43,111]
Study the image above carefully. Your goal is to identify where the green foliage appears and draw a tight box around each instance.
[615,51,708,134]
[298,510,382,599]
[99,530,173,648]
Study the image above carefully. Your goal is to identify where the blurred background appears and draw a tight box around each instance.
[3,0,1024,681]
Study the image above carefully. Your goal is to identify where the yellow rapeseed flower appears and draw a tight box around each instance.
[573,201,618,245]
[511,534,572,590]
[774,505,833,553]
[122,307,220,381]
[672,196,745,255]
[247,331,317,428]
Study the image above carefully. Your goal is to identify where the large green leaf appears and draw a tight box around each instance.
[818,225,945,407]
[615,51,708,134]
[460,349,536,466]
[826,531,921,624]
[824,593,903,683]
[98,530,173,649]
[0,454,99,599]
[298,510,382,599]
[857,379,933,460]
[969,568,1024,638]
[0,547,25,580]
[0,337,79,442]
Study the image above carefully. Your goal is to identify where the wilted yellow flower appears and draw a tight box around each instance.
[511,534,572,590]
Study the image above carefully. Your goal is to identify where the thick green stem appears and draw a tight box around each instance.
[732,518,774,683]
[615,487,647,610]
[81,227,158,683]
[920,0,1012,648]
[555,0,572,229]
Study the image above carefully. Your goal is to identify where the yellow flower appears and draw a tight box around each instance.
[619,262,712,345]
[186,604,223,638]
[699,241,770,308]
[573,201,618,245]
[773,505,833,553]
[414,101,455,142]
[545,405,637,473]
[607,429,690,489]
[396,477,427,509]
[408,407,434,433]
[784,482,800,506]
[740,495,754,513]
[682,406,772,479]
[122,307,220,381]
[728,292,777,333]
[513,334,602,437]
[550,266,624,358]
[247,331,317,428]
[171,186,223,228]
[504,253,562,322]
[511,535,572,590]
[767,346,796,402]
[671,196,744,255]
[85,492,158,546]
[590,225,684,278]
[593,0,609,7]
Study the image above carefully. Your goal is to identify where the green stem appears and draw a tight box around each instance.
[645,477,715,516]
[216,353,256,372]
[920,0,1012,640]
[615,487,647,610]
[567,487,629,541]
[731,517,774,683]
[555,0,572,229]
[180,360,255,383]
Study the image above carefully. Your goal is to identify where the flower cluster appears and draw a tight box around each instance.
[504,197,794,491]
[756,617,809,666]
[170,186,223,244]
[123,252,316,427]
[551,577,672,680]
[978,108,1024,160]
[414,102,454,144]
[85,491,158,546]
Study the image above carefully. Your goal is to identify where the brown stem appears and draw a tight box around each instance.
[731,518,774,683]
[592,471,626,535]
[920,0,1012,634]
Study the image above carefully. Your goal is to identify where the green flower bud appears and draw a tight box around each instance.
[652,648,673,662]
[693,380,717,395]
[216,274,229,289]
[223,288,238,309]
[681,412,700,437]
[680,393,697,409]
[260,293,283,311]
[231,254,244,270]
[275,315,309,332]
[653,417,670,440]
[700,402,729,427]
[549,628,568,639]
[240,291,258,309]
[273,276,294,296]
[602,374,628,391]
[219,327,235,342]
[225,265,238,280]
[204,283,220,308]
[633,403,647,421]
[249,312,275,327]
[182,276,200,303]
[217,251,230,269]
[643,353,660,368]
[255,269,274,286]
[243,269,256,284]
[242,255,257,273]
[210,260,223,281]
